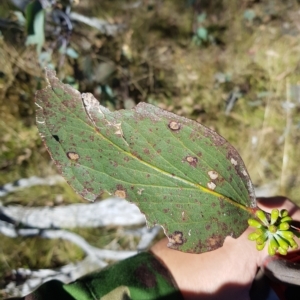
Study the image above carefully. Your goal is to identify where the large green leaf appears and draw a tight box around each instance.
[35,69,257,253]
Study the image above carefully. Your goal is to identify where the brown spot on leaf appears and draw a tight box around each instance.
[115,190,126,198]
[114,185,127,199]
[230,157,238,166]
[168,231,185,246]
[219,198,226,209]
[131,151,141,159]
[168,120,181,131]
[208,170,218,180]
[143,148,150,155]
[184,156,198,167]
[66,151,79,161]
[210,133,226,146]
[206,234,223,251]
[110,160,118,167]
[137,188,144,195]
[207,181,216,190]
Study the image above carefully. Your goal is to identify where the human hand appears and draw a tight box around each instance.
[151,196,300,300]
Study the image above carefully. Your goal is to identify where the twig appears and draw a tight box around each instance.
[69,12,125,36]
[280,79,293,194]
[122,1,143,9]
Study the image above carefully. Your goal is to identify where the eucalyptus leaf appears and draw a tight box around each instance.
[35,69,257,254]
[25,0,45,53]
[197,27,208,41]
[243,9,256,22]
[66,47,79,59]
[197,12,207,23]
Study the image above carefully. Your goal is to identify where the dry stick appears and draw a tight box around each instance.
[0,219,109,296]
[0,218,138,296]
[1,175,162,297]
[0,175,65,197]
[69,12,125,36]
[255,53,274,183]
[40,229,137,260]
[1,176,160,250]
[280,79,292,194]
[1,200,159,252]
[1,198,146,228]
[0,220,136,260]
[0,176,146,227]
[4,257,107,298]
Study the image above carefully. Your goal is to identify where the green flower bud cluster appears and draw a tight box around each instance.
[248,209,298,256]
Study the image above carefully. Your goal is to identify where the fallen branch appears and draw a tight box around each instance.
[4,256,106,297]
[0,175,65,198]
[0,175,163,297]
[1,198,146,228]
[0,220,137,261]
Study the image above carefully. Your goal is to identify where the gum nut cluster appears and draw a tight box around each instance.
[248,209,298,256]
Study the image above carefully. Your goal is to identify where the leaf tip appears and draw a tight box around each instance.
[44,67,57,85]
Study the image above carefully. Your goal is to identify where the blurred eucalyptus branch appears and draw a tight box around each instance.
[3,0,124,67]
